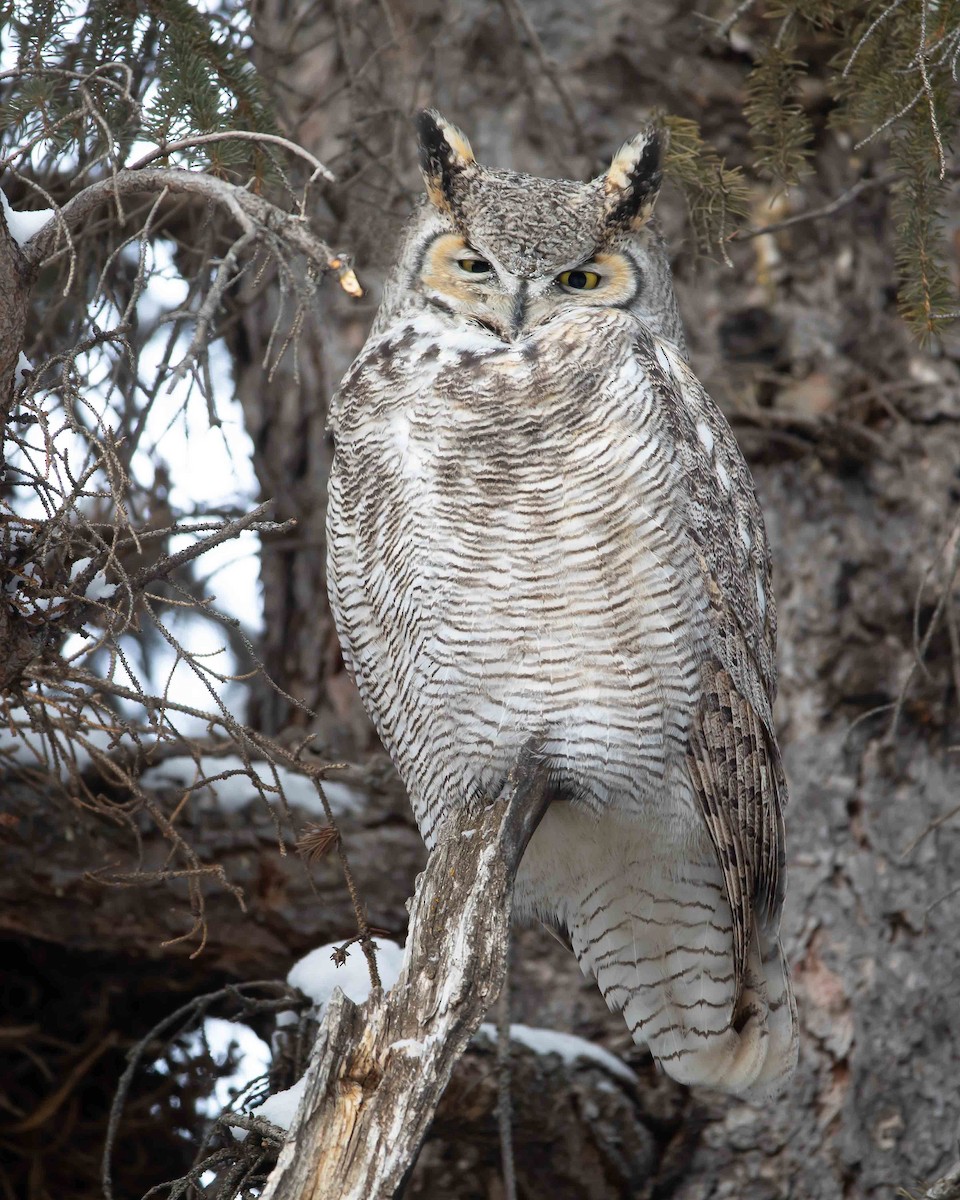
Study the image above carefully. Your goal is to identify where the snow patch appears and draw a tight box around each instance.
[288,939,405,1016]
[1,189,54,246]
[231,938,405,1140]
[475,1022,637,1084]
[139,754,365,815]
[3,555,116,613]
[193,1018,271,1120]
[85,573,116,600]
[69,557,116,600]
[232,1076,306,1141]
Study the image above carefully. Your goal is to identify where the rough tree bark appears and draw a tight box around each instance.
[228,0,356,743]
[0,199,34,438]
[0,198,41,692]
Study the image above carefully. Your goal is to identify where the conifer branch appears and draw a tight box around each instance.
[129,132,335,186]
[729,173,898,240]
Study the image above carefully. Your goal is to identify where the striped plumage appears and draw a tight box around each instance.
[326,111,798,1097]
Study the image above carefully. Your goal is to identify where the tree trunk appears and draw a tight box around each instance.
[4,2,960,1198]
[207,2,960,1193]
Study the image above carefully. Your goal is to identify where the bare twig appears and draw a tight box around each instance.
[103,982,304,1200]
[304,763,382,993]
[125,503,291,589]
[713,0,760,40]
[497,942,518,1200]
[729,173,897,241]
[24,166,361,299]
[901,801,960,857]
[844,0,908,76]
[917,0,947,179]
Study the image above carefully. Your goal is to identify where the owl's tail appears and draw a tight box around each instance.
[517,806,798,1098]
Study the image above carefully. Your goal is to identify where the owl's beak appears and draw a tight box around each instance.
[508,280,529,340]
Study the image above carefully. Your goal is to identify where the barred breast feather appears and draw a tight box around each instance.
[327,305,798,1097]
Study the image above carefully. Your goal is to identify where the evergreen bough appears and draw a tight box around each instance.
[0,0,956,339]
[2,0,277,178]
[736,0,958,340]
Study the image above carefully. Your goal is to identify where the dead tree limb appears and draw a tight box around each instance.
[260,740,552,1200]
[913,1161,960,1200]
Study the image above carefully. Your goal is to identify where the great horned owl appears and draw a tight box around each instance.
[326,111,798,1097]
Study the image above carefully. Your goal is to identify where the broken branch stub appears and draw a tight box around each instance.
[261,740,551,1200]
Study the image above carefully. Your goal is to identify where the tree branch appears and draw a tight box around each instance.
[260,739,552,1200]
[124,502,293,589]
[128,131,335,184]
[728,172,897,241]
[22,166,361,295]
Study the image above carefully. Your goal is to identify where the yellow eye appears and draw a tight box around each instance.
[558,268,601,290]
[458,258,492,274]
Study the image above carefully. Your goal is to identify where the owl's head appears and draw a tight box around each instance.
[379,110,685,353]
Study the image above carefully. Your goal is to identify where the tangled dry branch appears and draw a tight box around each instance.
[102,980,312,1200]
[0,109,366,958]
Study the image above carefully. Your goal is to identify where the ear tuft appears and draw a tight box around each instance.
[415,109,476,212]
[603,126,665,232]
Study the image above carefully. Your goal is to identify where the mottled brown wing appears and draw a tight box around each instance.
[687,658,787,1000]
[637,329,778,710]
[634,328,787,1002]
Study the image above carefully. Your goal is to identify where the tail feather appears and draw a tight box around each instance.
[517,805,798,1098]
